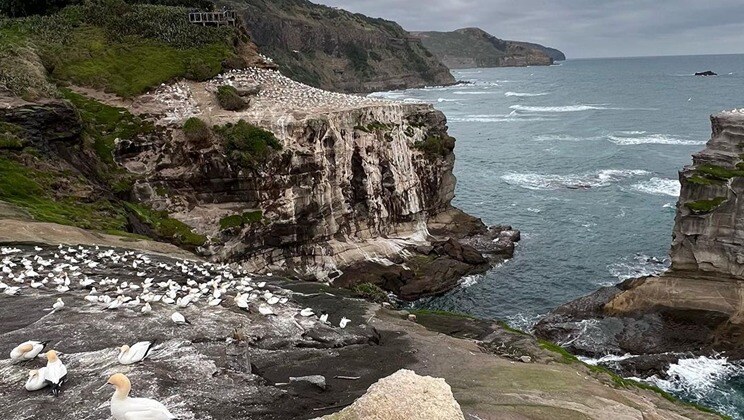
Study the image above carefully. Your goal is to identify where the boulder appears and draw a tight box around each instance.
[694,71,717,76]
[319,369,464,420]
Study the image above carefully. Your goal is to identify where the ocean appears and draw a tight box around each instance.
[370,54,744,417]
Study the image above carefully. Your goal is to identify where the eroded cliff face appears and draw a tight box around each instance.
[535,110,744,368]
[108,69,518,298]
[671,111,744,277]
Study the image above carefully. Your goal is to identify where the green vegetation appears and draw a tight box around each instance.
[61,88,153,163]
[0,0,240,97]
[687,175,723,186]
[537,339,578,364]
[694,164,744,181]
[0,121,25,149]
[413,134,454,159]
[351,282,388,303]
[343,42,370,74]
[183,117,210,145]
[125,202,206,247]
[685,197,727,214]
[215,120,281,167]
[218,210,262,230]
[0,157,128,230]
[215,85,246,111]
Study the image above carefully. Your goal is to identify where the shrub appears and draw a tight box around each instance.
[215,120,281,166]
[352,282,389,303]
[0,0,79,18]
[125,202,206,247]
[183,116,210,145]
[215,85,246,111]
[413,134,455,159]
[218,210,263,230]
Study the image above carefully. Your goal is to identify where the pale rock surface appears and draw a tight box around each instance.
[320,369,464,420]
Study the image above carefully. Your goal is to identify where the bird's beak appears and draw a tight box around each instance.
[98,382,110,391]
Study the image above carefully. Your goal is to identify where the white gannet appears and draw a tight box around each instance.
[258,305,274,316]
[339,317,351,328]
[25,368,48,391]
[141,302,152,314]
[52,298,64,311]
[319,313,329,323]
[44,350,67,397]
[108,373,177,420]
[299,308,314,317]
[118,341,156,365]
[171,312,190,325]
[10,340,49,362]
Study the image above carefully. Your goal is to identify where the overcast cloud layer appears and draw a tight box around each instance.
[316,0,744,59]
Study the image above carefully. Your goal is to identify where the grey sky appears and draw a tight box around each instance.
[316,0,744,59]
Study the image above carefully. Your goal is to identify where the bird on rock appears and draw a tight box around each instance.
[108,373,177,420]
[25,368,48,391]
[118,341,156,365]
[171,312,190,325]
[10,340,49,363]
[44,350,67,397]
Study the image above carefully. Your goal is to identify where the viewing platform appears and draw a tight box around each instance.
[188,10,237,26]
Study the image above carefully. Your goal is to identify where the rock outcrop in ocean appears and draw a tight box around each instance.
[536,109,744,374]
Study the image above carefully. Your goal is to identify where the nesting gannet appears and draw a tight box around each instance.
[141,303,152,314]
[118,341,156,365]
[52,298,64,311]
[25,368,48,391]
[44,350,67,397]
[108,373,177,420]
[171,312,190,325]
[299,308,314,317]
[339,317,351,328]
[10,340,49,362]
[258,304,274,316]
[319,313,329,323]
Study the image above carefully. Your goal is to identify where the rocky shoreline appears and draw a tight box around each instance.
[0,242,719,419]
[535,110,744,380]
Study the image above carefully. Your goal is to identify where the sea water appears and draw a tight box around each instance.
[370,54,744,417]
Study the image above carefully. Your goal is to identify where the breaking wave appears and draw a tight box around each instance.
[607,254,669,282]
[608,133,706,146]
[501,169,650,191]
[631,177,681,197]
[452,91,493,95]
[505,91,549,97]
[510,104,614,112]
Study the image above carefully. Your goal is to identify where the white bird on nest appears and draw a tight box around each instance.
[171,312,190,325]
[118,341,156,365]
[52,298,64,311]
[339,317,351,328]
[141,303,152,314]
[25,368,48,391]
[299,308,314,317]
[108,373,177,420]
[10,340,49,363]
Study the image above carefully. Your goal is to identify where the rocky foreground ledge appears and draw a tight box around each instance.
[535,110,744,380]
[0,235,721,419]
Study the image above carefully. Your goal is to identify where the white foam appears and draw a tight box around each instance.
[505,92,549,97]
[452,91,492,95]
[437,98,457,102]
[450,114,555,123]
[578,353,635,365]
[458,274,481,289]
[510,104,612,112]
[632,178,680,197]
[533,134,602,142]
[608,133,705,146]
[608,254,669,282]
[501,169,649,191]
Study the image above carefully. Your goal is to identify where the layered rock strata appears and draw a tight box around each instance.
[112,68,518,299]
[536,110,744,373]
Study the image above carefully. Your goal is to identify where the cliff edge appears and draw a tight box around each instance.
[221,0,456,93]
[536,110,744,374]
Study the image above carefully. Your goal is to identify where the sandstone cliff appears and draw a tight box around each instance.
[220,0,455,93]
[413,28,564,69]
[536,110,744,371]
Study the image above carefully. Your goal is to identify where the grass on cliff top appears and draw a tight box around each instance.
[685,197,727,214]
[216,120,282,167]
[218,210,263,230]
[125,202,206,247]
[0,1,239,98]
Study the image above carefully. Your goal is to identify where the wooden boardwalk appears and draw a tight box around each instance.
[188,10,236,26]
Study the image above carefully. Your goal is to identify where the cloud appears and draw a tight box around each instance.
[316,0,744,58]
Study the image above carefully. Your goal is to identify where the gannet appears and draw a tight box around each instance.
[108,373,177,420]
[118,341,156,365]
[141,303,152,314]
[10,340,49,362]
[25,368,48,391]
[299,308,314,317]
[258,305,274,316]
[319,313,329,323]
[52,298,64,311]
[44,350,67,397]
[339,317,351,328]
[171,312,190,325]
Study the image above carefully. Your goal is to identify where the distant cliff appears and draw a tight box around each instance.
[220,0,455,93]
[413,28,564,69]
